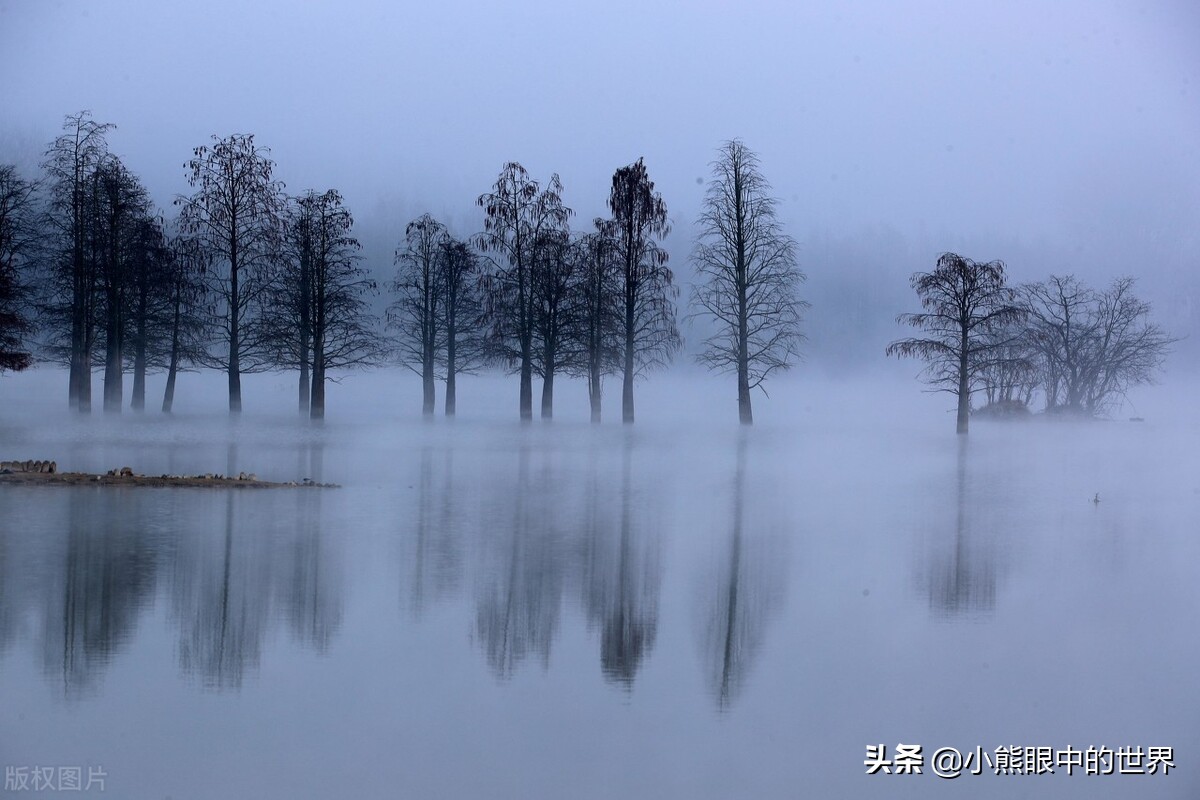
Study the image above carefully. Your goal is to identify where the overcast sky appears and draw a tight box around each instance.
[2,0,1198,340]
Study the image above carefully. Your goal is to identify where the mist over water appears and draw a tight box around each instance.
[1,369,1196,799]
[2,1,1198,795]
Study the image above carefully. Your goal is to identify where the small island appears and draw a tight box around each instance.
[0,460,337,489]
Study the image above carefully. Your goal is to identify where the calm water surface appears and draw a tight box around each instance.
[1,376,1197,799]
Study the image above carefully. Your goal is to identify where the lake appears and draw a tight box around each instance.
[1,369,1196,799]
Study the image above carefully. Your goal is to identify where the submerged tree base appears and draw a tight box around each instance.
[0,463,338,489]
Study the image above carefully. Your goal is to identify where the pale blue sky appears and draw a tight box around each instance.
[2,0,1198,344]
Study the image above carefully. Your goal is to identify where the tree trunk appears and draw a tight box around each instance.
[162,293,181,413]
[79,361,92,413]
[956,327,970,435]
[131,303,147,412]
[422,350,435,417]
[445,317,456,417]
[299,362,310,415]
[228,230,242,414]
[737,362,752,425]
[735,164,752,426]
[298,236,311,415]
[69,192,86,412]
[622,305,635,424]
[519,332,533,421]
[589,363,602,424]
[541,369,554,420]
[311,274,326,420]
[103,265,122,413]
[103,312,122,414]
[310,339,325,420]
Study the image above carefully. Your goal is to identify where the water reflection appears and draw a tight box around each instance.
[172,493,272,689]
[0,485,346,695]
[581,433,661,687]
[695,431,786,709]
[40,491,159,697]
[400,446,464,619]
[473,444,565,679]
[279,488,343,653]
[922,439,997,617]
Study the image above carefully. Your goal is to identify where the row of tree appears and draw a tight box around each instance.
[888,253,1174,433]
[0,113,809,424]
[1,114,379,419]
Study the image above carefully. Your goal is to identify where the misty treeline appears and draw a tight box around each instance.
[888,253,1175,433]
[1,112,1174,428]
[0,113,808,423]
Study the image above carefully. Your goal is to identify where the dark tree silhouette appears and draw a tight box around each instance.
[87,156,155,413]
[476,163,573,421]
[1019,275,1174,415]
[390,214,448,415]
[285,190,378,419]
[887,253,1024,434]
[0,165,38,374]
[125,215,171,412]
[975,318,1037,410]
[608,158,679,423]
[530,227,575,419]
[689,140,807,424]
[40,111,113,411]
[437,236,486,416]
[282,194,317,414]
[568,222,622,423]
[160,230,209,413]
[177,134,285,413]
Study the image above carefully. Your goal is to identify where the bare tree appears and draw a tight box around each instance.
[1021,275,1175,415]
[390,213,449,416]
[0,164,38,374]
[975,319,1037,411]
[568,222,622,423]
[289,189,378,419]
[689,141,807,424]
[160,229,209,413]
[281,193,318,414]
[86,156,155,413]
[177,134,285,413]
[1018,275,1093,411]
[887,253,1024,434]
[40,111,113,411]
[437,236,486,416]
[530,227,575,419]
[608,158,679,423]
[124,214,170,412]
[476,163,573,421]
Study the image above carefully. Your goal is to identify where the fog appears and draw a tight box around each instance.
[2,2,1199,798]
[2,1,1199,364]
[1,370,1198,799]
